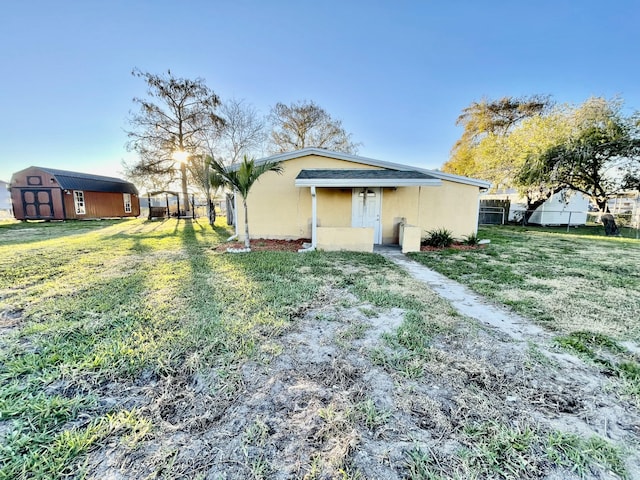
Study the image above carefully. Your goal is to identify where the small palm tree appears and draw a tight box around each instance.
[208,154,283,250]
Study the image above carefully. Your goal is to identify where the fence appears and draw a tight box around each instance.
[479,206,507,225]
[479,207,640,238]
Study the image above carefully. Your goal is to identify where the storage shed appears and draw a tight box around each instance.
[9,166,140,221]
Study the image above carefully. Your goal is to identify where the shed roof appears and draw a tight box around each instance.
[37,167,138,194]
[295,169,441,187]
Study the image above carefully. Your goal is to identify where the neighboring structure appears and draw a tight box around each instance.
[608,190,640,214]
[9,166,140,221]
[231,148,490,252]
[0,180,12,218]
[607,190,640,228]
[482,189,589,226]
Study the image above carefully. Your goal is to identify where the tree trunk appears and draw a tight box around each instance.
[208,199,216,225]
[205,161,214,225]
[243,199,250,250]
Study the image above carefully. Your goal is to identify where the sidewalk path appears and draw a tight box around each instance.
[376,247,550,343]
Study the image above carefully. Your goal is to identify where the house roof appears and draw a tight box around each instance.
[33,167,138,195]
[249,148,491,189]
[295,169,441,187]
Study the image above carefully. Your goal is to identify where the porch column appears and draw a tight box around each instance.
[311,186,317,247]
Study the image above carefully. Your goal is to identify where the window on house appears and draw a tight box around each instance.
[74,191,85,215]
[123,193,132,213]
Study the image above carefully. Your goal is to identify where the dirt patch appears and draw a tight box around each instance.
[215,238,311,252]
[0,307,23,341]
[82,281,640,479]
[0,308,22,329]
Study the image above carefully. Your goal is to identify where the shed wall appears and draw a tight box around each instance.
[62,191,140,219]
[10,166,140,220]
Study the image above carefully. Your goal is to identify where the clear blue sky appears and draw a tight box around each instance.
[1,0,639,183]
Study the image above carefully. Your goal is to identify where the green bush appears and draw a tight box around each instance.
[422,228,455,248]
[462,232,480,245]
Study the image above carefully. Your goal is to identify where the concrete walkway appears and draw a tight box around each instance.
[376,246,550,342]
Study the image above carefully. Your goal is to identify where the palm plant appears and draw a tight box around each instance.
[208,154,283,250]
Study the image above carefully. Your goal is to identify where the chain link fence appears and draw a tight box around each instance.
[479,207,640,239]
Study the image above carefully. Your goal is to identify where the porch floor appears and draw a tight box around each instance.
[373,244,401,253]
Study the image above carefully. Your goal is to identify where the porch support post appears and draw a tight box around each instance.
[234,189,239,237]
[311,186,317,248]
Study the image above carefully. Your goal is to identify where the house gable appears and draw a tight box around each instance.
[250,148,490,189]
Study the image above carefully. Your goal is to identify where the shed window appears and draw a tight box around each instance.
[123,193,132,213]
[74,191,86,215]
[27,176,42,185]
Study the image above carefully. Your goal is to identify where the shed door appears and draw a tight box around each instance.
[352,187,382,244]
[22,189,54,219]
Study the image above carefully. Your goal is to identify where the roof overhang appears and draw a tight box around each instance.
[249,148,491,189]
[295,169,442,188]
[295,178,441,188]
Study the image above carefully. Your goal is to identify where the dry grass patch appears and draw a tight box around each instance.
[1,220,639,479]
[408,226,640,341]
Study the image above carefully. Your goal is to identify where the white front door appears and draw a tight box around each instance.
[352,187,382,244]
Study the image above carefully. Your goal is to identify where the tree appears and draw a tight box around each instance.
[207,155,283,250]
[444,95,553,179]
[184,153,217,224]
[269,100,360,154]
[519,97,640,212]
[218,98,267,163]
[125,69,224,214]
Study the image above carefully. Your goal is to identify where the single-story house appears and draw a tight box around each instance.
[230,148,490,252]
[10,166,140,221]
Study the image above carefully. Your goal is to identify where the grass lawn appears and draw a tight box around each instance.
[0,219,638,479]
[410,225,640,342]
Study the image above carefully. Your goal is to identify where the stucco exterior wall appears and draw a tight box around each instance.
[379,182,480,241]
[236,155,380,240]
[236,154,481,244]
[418,180,480,238]
[316,227,373,252]
[399,223,422,253]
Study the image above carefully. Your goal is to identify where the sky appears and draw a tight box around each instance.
[1,0,639,183]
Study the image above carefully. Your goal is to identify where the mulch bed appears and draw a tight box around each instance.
[216,238,311,252]
[216,240,486,253]
[420,243,486,252]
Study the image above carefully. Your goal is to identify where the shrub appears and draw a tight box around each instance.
[462,232,480,245]
[422,228,455,248]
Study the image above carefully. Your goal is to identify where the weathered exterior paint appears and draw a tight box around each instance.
[235,152,485,247]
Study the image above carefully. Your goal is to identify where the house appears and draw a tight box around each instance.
[0,180,12,218]
[482,189,589,226]
[231,148,490,252]
[9,166,140,221]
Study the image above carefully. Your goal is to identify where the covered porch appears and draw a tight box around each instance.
[295,169,441,252]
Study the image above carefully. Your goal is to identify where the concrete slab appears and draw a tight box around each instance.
[378,249,551,343]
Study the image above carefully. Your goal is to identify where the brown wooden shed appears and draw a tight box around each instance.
[9,166,140,221]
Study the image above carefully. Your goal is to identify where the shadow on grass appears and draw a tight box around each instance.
[0,218,129,246]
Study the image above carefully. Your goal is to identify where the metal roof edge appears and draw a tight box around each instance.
[248,148,491,188]
[295,178,442,188]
